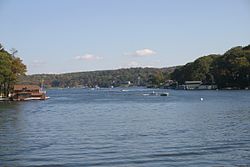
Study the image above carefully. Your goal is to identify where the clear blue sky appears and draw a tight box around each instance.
[0,0,249,74]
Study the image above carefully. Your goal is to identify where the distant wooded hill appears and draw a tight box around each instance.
[18,67,177,88]
[171,44,250,89]
[18,44,250,89]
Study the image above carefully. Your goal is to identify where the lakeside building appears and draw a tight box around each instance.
[177,81,217,90]
[12,85,47,101]
[184,81,202,90]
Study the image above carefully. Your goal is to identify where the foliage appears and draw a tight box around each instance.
[211,46,250,88]
[15,43,250,89]
[0,44,26,96]
[147,71,166,86]
[18,67,176,88]
[171,45,250,89]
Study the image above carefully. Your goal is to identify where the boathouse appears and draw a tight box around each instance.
[12,85,46,100]
[184,81,202,90]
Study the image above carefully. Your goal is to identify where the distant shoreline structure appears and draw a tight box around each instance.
[0,85,49,101]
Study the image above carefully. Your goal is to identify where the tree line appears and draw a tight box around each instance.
[171,45,250,89]
[18,67,176,88]
[5,43,250,90]
[0,44,26,97]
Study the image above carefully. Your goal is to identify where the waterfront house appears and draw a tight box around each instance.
[177,81,217,90]
[184,81,202,90]
[12,85,47,101]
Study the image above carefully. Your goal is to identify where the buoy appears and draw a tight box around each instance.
[200,98,203,101]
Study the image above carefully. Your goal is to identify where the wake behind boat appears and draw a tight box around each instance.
[143,91,169,96]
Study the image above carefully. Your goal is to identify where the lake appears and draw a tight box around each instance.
[0,88,250,167]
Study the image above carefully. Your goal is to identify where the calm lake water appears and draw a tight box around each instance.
[0,88,250,167]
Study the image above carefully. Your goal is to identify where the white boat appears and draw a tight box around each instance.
[23,96,50,101]
[149,91,157,96]
[147,91,169,96]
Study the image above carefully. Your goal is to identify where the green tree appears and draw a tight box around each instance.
[171,44,250,89]
[147,71,165,87]
[0,50,12,96]
[0,44,26,97]
[212,46,250,88]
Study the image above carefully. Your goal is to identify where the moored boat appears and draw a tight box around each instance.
[160,92,169,96]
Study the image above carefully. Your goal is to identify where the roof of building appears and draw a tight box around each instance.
[14,85,40,91]
[185,81,202,84]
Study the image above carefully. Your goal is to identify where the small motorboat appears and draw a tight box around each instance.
[144,91,169,97]
[160,92,169,96]
[149,91,157,96]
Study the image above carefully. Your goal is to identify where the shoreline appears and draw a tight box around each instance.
[44,86,249,91]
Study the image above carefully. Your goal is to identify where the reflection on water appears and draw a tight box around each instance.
[0,88,250,167]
